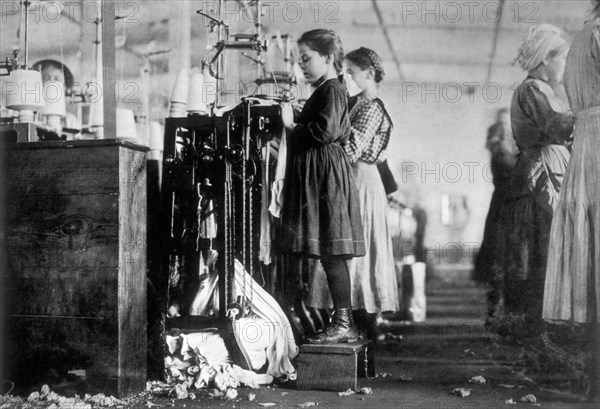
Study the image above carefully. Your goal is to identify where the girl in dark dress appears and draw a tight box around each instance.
[501,24,575,334]
[280,29,366,344]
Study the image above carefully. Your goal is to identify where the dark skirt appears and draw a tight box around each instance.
[473,181,509,284]
[496,144,569,282]
[281,143,366,258]
[498,194,552,282]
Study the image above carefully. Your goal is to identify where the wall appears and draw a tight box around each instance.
[1,0,596,263]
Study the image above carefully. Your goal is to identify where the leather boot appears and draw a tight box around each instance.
[307,308,359,344]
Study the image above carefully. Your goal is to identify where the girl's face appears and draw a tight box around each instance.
[297,43,331,84]
[42,66,65,85]
[345,60,372,91]
[545,49,568,83]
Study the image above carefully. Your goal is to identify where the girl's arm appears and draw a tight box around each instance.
[295,82,347,145]
[520,81,575,144]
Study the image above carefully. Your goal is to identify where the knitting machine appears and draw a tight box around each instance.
[160,99,283,367]
[156,0,304,371]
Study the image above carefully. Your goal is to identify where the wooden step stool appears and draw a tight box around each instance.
[296,340,374,391]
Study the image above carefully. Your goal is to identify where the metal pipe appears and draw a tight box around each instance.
[22,0,30,67]
[487,0,507,83]
[256,0,262,79]
[370,0,404,82]
[215,0,224,108]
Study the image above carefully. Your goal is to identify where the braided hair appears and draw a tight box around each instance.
[345,47,385,83]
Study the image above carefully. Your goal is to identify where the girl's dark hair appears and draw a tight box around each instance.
[31,59,75,89]
[298,29,344,74]
[345,47,385,83]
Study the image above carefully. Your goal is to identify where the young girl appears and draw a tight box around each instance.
[280,29,365,344]
[305,47,398,341]
[499,24,575,334]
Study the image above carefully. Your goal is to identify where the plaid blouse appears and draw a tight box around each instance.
[343,95,392,164]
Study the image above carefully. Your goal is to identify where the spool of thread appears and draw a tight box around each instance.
[187,67,207,115]
[6,69,45,123]
[90,99,104,139]
[41,80,66,132]
[149,121,164,151]
[169,68,189,117]
[41,80,66,117]
[116,108,137,139]
[202,65,217,108]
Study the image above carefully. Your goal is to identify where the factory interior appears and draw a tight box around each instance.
[1,1,599,408]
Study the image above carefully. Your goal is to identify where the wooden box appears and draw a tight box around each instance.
[296,340,374,391]
[2,139,148,397]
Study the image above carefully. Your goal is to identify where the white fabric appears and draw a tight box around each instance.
[232,259,298,379]
[178,259,298,379]
[268,131,287,218]
[189,261,219,316]
[259,143,272,264]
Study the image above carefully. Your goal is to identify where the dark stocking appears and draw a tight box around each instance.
[321,257,351,309]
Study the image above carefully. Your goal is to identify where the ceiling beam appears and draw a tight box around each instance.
[370,0,404,81]
[396,58,515,68]
[487,0,506,83]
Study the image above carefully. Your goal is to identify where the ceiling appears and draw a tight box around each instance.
[0,1,596,99]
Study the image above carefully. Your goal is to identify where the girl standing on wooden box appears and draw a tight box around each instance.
[280,29,365,344]
[306,47,399,341]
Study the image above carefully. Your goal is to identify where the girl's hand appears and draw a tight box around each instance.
[281,102,295,129]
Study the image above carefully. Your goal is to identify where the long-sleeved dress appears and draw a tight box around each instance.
[543,18,600,324]
[306,95,399,313]
[281,78,365,258]
[499,76,575,315]
[473,121,518,285]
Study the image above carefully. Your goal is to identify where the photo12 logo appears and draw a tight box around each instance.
[389,1,541,24]
[400,82,504,104]
[1,1,140,24]
[198,1,340,24]
[401,161,494,184]
[1,80,140,105]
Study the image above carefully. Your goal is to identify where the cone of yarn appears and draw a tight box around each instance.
[90,98,104,139]
[169,68,189,117]
[6,69,45,123]
[41,80,66,117]
[187,67,207,115]
[148,121,164,161]
[116,108,137,139]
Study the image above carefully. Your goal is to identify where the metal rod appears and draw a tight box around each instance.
[101,0,116,138]
[223,118,232,317]
[487,0,507,83]
[94,18,102,82]
[370,0,404,82]
[215,0,224,108]
[242,100,251,299]
[256,0,262,79]
[22,0,30,67]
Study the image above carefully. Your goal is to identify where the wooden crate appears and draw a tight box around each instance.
[296,340,374,391]
[2,139,148,397]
